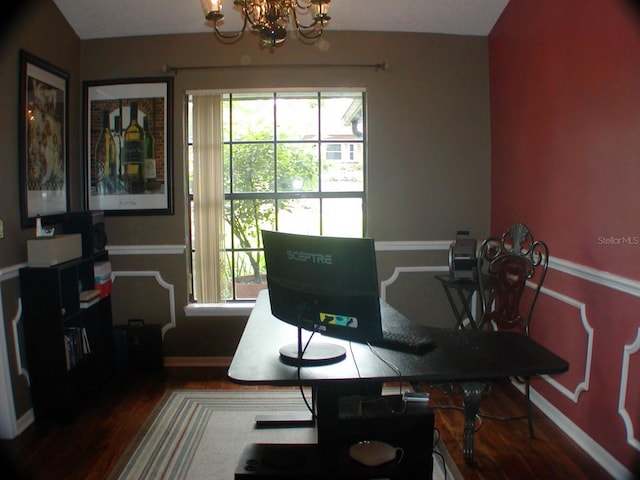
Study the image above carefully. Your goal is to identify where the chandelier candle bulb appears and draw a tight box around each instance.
[201,0,223,21]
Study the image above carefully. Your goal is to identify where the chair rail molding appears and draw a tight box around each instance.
[374,240,452,251]
[549,256,640,298]
[0,263,26,281]
[107,244,185,255]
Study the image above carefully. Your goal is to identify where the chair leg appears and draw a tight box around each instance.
[526,377,535,438]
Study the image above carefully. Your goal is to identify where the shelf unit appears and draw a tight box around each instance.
[19,252,113,421]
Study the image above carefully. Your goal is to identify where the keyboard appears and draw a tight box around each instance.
[371,330,436,354]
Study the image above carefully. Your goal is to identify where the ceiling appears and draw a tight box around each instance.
[52,0,509,40]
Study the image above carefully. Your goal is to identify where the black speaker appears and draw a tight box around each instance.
[63,211,107,258]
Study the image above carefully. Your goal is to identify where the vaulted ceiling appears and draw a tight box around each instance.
[52,0,509,40]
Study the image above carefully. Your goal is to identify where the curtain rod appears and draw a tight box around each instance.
[161,62,388,74]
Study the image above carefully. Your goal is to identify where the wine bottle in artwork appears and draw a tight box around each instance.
[94,109,117,194]
[123,101,145,194]
[112,113,123,191]
[143,116,157,190]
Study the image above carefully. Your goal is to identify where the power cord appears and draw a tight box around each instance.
[432,427,449,480]
[430,404,529,432]
[392,445,442,479]
[296,329,318,420]
[365,343,416,415]
[366,342,405,397]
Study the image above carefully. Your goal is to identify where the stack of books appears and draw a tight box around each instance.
[79,289,100,308]
[63,326,90,370]
[94,261,113,299]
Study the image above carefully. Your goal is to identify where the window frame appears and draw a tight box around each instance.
[186,88,368,306]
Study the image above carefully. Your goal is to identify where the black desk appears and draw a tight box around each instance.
[229,290,568,466]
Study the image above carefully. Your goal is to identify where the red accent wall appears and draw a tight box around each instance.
[490,0,640,474]
[490,0,640,276]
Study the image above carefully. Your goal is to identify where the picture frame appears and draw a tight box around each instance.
[19,50,70,229]
[83,77,174,215]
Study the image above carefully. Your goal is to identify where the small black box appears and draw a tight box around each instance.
[63,211,107,259]
[113,319,163,374]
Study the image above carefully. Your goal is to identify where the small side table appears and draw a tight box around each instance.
[436,274,494,329]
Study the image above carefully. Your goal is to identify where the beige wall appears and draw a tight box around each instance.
[82,30,491,355]
[0,0,82,267]
[0,0,490,424]
[0,0,81,425]
[82,31,490,244]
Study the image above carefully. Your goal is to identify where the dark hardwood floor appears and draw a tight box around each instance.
[0,367,612,480]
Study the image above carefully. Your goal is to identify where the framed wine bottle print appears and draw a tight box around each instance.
[19,50,70,228]
[83,77,174,215]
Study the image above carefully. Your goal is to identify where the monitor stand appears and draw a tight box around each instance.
[279,342,347,366]
[256,328,345,429]
[278,326,347,367]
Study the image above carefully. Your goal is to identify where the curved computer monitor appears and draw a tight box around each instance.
[261,230,383,365]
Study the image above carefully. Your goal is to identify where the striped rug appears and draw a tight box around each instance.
[109,389,462,480]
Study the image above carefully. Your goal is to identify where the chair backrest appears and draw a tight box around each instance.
[477,223,549,335]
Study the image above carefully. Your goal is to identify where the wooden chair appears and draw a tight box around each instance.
[476,223,549,437]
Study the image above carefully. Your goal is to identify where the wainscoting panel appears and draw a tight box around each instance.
[619,328,640,452]
[534,286,593,403]
[111,271,176,338]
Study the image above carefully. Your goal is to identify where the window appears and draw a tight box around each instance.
[325,143,342,160]
[187,90,366,302]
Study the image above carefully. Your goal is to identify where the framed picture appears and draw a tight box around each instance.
[19,50,70,228]
[83,77,173,215]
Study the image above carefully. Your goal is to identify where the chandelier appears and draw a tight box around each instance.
[200,0,331,48]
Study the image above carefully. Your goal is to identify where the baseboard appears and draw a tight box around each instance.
[16,409,34,437]
[528,384,636,480]
[163,356,232,368]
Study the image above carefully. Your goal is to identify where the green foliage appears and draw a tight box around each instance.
[224,126,317,288]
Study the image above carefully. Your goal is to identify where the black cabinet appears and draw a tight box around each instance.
[19,253,114,421]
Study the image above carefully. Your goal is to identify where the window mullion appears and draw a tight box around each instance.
[317,92,323,235]
[273,93,279,232]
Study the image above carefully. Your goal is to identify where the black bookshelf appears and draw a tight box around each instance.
[19,252,113,421]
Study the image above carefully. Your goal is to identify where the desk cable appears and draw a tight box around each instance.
[348,342,399,414]
[432,428,449,480]
[364,343,411,415]
[430,403,528,434]
[366,342,402,377]
[349,340,362,378]
[295,329,319,421]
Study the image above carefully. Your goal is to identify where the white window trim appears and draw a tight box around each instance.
[184,301,255,317]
